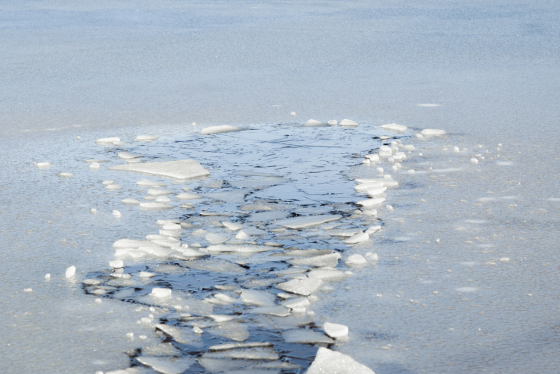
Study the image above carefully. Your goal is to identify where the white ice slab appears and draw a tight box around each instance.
[323,322,349,338]
[275,278,322,296]
[382,123,408,132]
[135,135,159,142]
[95,137,120,145]
[276,215,342,229]
[110,160,210,180]
[357,198,385,207]
[304,119,327,127]
[307,348,374,374]
[289,253,340,267]
[343,232,369,244]
[340,119,359,127]
[282,329,334,344]
[200,125,244,135]
[345,254,367,267]
[421,128,446,136]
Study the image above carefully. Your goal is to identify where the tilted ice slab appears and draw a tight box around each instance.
[200,125,244,135]
[241,289,276,307]
[307,348,374,374]
[276,215,342,229]
[382,123,408,132]
[109,160,210,180]
[275,278,322,296]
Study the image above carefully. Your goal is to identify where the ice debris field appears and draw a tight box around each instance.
[28,119,505,374]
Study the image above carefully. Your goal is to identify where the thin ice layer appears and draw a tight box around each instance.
[109,160,210,180]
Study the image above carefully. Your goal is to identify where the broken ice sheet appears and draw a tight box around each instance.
[110,160,210,180]
[202,347,279,360]
[136,356,194,374]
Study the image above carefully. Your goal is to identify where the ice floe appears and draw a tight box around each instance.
[200,125,244,135]
[110,160,210,180]
[421,129,446,136]
[382,123,407,132]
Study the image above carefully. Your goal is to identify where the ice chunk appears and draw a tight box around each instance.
[366,187,387,196]
[147,189,172,196]
[34,162,51,169]
[89,162,100,169]
[135,135,158,142]
[222,221,244,231]
[304,119,326,127]
[289,253,340,268]
[57,172,73,178]
[24,288,33,293]
[176,192,202,200]
[357,198,385,207]
[382,123,407,132]
[110,160,210,180]
[151,288,172,298]
[340,119,359,127]
[364,154,380,163]
[275,278,322,296]
[109,260,124,268]
[205,189,249,203]
[345,254,367,267]
[421,129,446,136]
[250,306,291,317]
[307,348,374,374]
[308,269,348,282]
[118,152,141,160]
[156,324,201,345]
[203,347,279,361]
[282,329,334,344]
[200,125,244,135]
[107,184,122,191]
[323,322,349,339]
[277,215,342,229]
[137,355,194,374]
[140,202,173,210]
[343,232,369,244]
[365,226,381,235]
[65,265,76,278]
[355,178,398,187]
[282,297,310,309]
[355,182,383,192]
[139,271,157,278]
[207,322,249,342]
[241,290,276,307]
[95,137,120,144]
[206,245,271,254]
[209,342,273,351]
[137,179,167,187]
[247,211,290,222]
[206,233,228,244]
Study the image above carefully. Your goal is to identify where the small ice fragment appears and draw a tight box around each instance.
[453,146,460,152]
[24,288,32,293]
[323,322,349,339]
[107,184,122,191]
[404,145,415,151]
[126,332,134,339]
[343,232,369,244]
[89,162,100,169]
[139,271,157,278]
[121,198,140,205]
[241,290,276,307]
[118,152,141,160]
[109,260,124,269]
[365,226,381,235]
[65,265,76,278]
[156,196,171,203]
[345,254,367,267]
[176,192,202,200]
[193,326,203,334]
[152,287,172,298]
[386,205,394,212]
[44,273,51,279]
[290,253,340,268]
[57,172,73,178]
[327,120,337,126]
[291,112,297,116]
[456,287,478,293]
[206,233,228,244]
[140,202,173,210]
[415,133,424,139]
[471,158,479,164]
[340,119,359,126]
[148,189,172,196]
[200,125,244,135]
[355,182,383,192]
[381,123,407,132]
[304,119,325,127]
[421,129,446,136]
[500,257,510,262]
[137,179,167,187]
[135,135,158,142]
[190,122,196,126]
[365,154,380,162]
[95,298,102,304]
[95,137,120,144]
[363,158,370,164]
[102,180,114,185]
[357,198,385,207]
[366,252,379,262]
[222,221,243,231]
[365,186,387,196]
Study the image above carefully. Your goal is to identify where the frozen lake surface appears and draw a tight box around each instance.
[1,1,560,373]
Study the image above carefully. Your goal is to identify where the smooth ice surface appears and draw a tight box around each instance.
[307,348,374,374]
[110,160,210,180]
